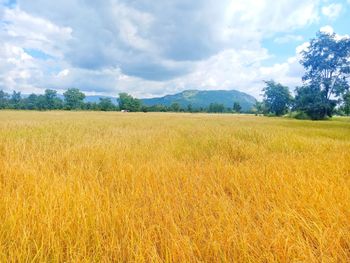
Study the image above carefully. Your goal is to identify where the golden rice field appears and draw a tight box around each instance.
[0,111,349,262]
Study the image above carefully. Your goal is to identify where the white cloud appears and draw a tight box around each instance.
[0,6,73,93]
[320,25,335,34]
[2,8,72,58]
[322,3,342,19]
[319,25,350,40]
[0,43,44,93]
[296,42,310,54]
[169,48,270,97]
[169,47,304,98]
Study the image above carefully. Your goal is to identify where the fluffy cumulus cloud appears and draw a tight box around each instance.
[0,0,345,98]
[322,3,342,19]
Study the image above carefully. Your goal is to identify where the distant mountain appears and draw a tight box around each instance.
[141,90,256,111]
[83,95,119,104]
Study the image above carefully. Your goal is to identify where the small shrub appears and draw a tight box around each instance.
[293,111,311,120]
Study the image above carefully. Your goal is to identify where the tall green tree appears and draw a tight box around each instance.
[36,95,49,110]
[98,98,115,111]
[0,90,9,109]
[187,104,193,113]
[63,88,86,110]
[118,93,141,112]
[145,104,168,112]
[343,92,350,116]
[44,89,62,110]
[294,85,336,120]
[208,103,225,113]
[262,80,292,116]
[298,31,350,119]
[170,102,181,112]
[233,102,242,113]
[9,91,22,109]
[253,101,265,115]
[24,94,38,110]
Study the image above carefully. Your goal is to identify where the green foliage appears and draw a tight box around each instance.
[187,104,193,113]
[0,90,10,109]
[98,98,115,111]
[288,111,311,120]
[251,101,265,115]
[0,88,121,112]
[145,104,168,112]
[208,103,225,113]
[83,102,99,111]
[262,80,292,116]
[294,85,336,120]
[298,31,350,119]
[0,88,254,114]
[10,91,22,109]
[36,95,49,110]
[44,89,62,110]
[118,93,142,112]
[23,94,38,110]
[343,92,350,116]
[63,88,86,110]
[170,103,181,112]
[233,102,242,113]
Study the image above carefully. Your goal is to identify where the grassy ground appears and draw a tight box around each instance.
[0,111,349,262]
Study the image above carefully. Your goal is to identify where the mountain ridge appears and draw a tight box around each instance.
[141,89,256,111]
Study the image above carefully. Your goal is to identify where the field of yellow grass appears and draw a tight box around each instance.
[0,111,349,262]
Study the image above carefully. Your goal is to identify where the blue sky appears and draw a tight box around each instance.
[0,0,349,98]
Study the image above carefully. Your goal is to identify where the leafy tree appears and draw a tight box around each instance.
[141,105,149,112]
[252,101,265,115]
[118,93,141,112]
[98,97,115,111]
[208,103,225,113]
[24,94,38,110]
[294,85,336,120]
[9,91,22,109]
[83,102,99,111]
[44,89,62,110]
[147,104,168,112]
[187,104,193,113]
[0,90,9,109]
[298,31,350,119]
[233,102,242,113]
[36,95,50,110]
[63,88,85,110]
[262,80,292,116]
[170,102,181,112]
[343,92,350,116]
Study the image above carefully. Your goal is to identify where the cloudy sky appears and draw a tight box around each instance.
[0,0,349,98]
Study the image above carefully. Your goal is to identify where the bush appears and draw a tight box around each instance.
[293,111,311,120]
[264,113,277,117]
[285,111,311,120]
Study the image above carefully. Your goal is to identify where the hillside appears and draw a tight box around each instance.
[141,90,256,111]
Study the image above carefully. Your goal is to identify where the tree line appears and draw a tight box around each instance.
[0,88,117,111]
[0,88,245,113]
